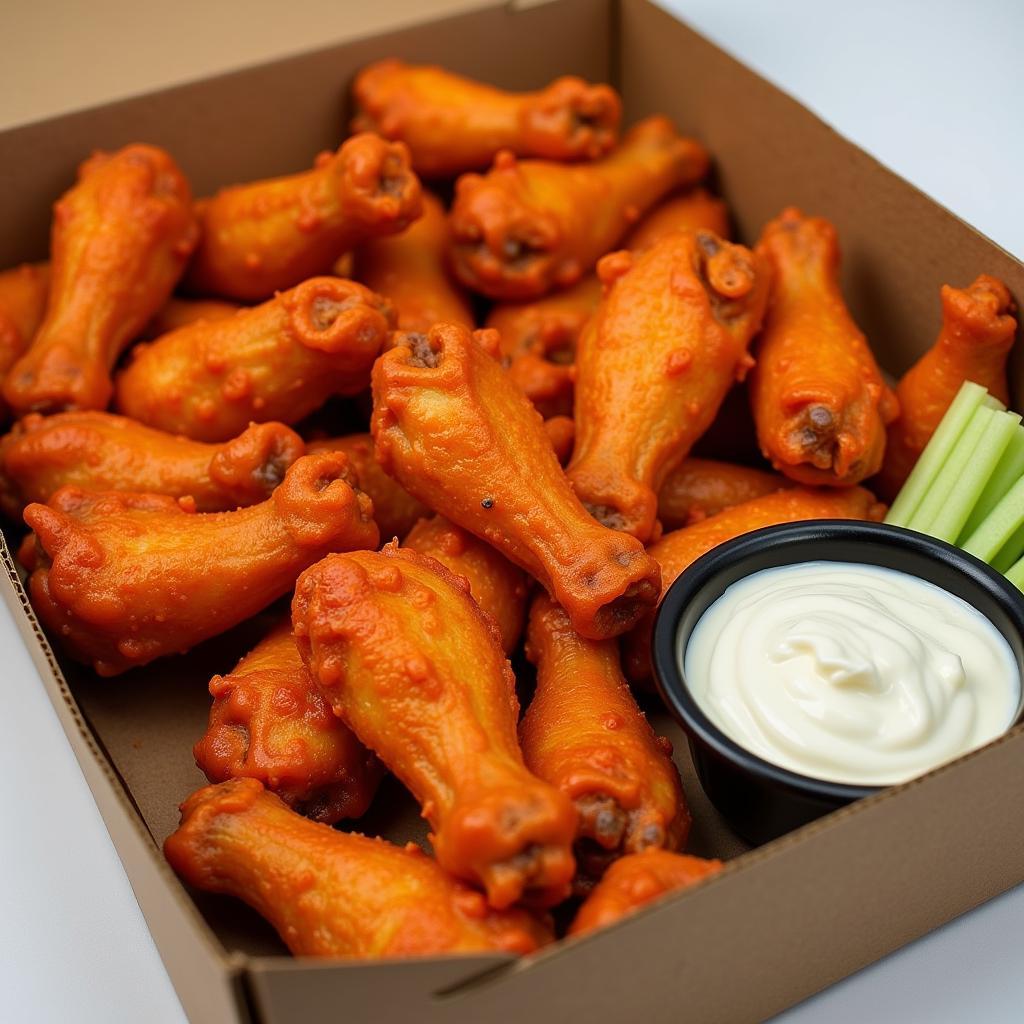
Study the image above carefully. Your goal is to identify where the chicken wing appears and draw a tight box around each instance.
[307,432,427,539]
[291,544,578,908]
[0,262,50,419]
[194,618,382,823]
[371,323,661,640]
[184,134,422,301]
[115,277,392,442]
[165,779,551,957]
[521,594,688,892]
[352,59,621,177]
[404,513,528,654]
[622,485,885,684]
[3,145,198,415]
[567,231,770,543]
[0,412,304,518]
[20,450,378,676]
[657,457,789,530]
[749,208,899,486]
[876,274,1017,499]
[354,191,473,332]
[568,850,723,936]
[449,116,708,299]
[621,187,730,250]
[142,296,240,338]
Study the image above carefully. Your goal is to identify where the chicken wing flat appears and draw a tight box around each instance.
[354,191,473,332]
[449,116,709,300]
[657,457,789,530]
[291,545,578,909]
[567,231,770,543]
[20,451,378,676]
[115,277,392,442]
[0,262,50,419]
[520,594,688,892]
[165,779,551,957]
[749,208,899,486]
[142,296,240,338]
[404,513,528,654]
[3,145,198,416]
[352,59,621,177]
[622,485,885,684]
[0,412,304,518]
[184,134,422,301]
[307,432,427,540]
[371,323,661,640]
[194,618,382,823]
[568,849,723,936]
[877,274,1017,499]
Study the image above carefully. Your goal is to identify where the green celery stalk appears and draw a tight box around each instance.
[991,521,1024,573]
[885,381,990,527]
[1004,550,1024,591]
[928,409,1020,543]
[959,423,1024,541]
[962,473,1024,563]
[907,406,994,535]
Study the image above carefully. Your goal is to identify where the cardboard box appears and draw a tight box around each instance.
[3,1,1023,1021]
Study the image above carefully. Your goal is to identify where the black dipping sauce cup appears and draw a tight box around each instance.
[651,521,1024,845]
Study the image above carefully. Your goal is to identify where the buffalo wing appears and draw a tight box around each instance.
[0,262,50,418]
[657,457,788,530]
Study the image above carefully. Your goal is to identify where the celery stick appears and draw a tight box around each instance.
[885,381,989,527]
[928,410,1020,543]
[907,406,994,534]
[962,473,1024,563]
[959,423,1024,541]
[1004,550,1024,591]
[992,522,1024,573]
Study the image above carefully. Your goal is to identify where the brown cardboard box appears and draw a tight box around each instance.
[3,1,1024,1022]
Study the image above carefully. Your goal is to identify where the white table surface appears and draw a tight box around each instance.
[2,2,1022,1022]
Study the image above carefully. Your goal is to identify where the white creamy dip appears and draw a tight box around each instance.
[683,561,1020,786]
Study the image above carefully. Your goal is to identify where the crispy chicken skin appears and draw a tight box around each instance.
[486,187,731,417]
[0,262,50,418]
[449,116,709,300]
[352,59,621,178]
[568,850,723,936]
[567,231,770,543]
[371,323,661,640]
[876,274,1017,499]
[291,545,578,909]
[184,133,422,301]
[404,513,529,654]
[520,594,688,892]
[19,451,379,676]
[194,619,382,823]
[115,277,393,442]
[307,433,427,540]
[0,412,304,518]
[354,191,473,332]
[3,145,198,416]
[165,779,551,958]
[623,485,885,684]
[750,208,899,486]
[142,296,240,338]
[543,414,575,465]
[657,457,789,530]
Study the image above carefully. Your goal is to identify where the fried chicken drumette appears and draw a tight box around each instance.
[404,513,528,654]
[184,134,422,301]
[449,116,709,299]
[371,323,661,640]
[876,274,1018,499]
[19,451,379,676]
[0,412,304,518]
[352,59,621,177]
[291,545,578,909]
[521,594,688,892]
[194,619,382,823]
[622,485,886,685]
[749,208,899,486]
[3,145,198,415]
[568,850,723,936]
[115,277,392,442]
[567,231,770,543]
[0,262,50,419]
[142,296,240,338]
[165,779,551,957]
[621,187,730,251]
[354,190,474,332]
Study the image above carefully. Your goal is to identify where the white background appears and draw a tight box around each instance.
[1,1,1022,1021]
